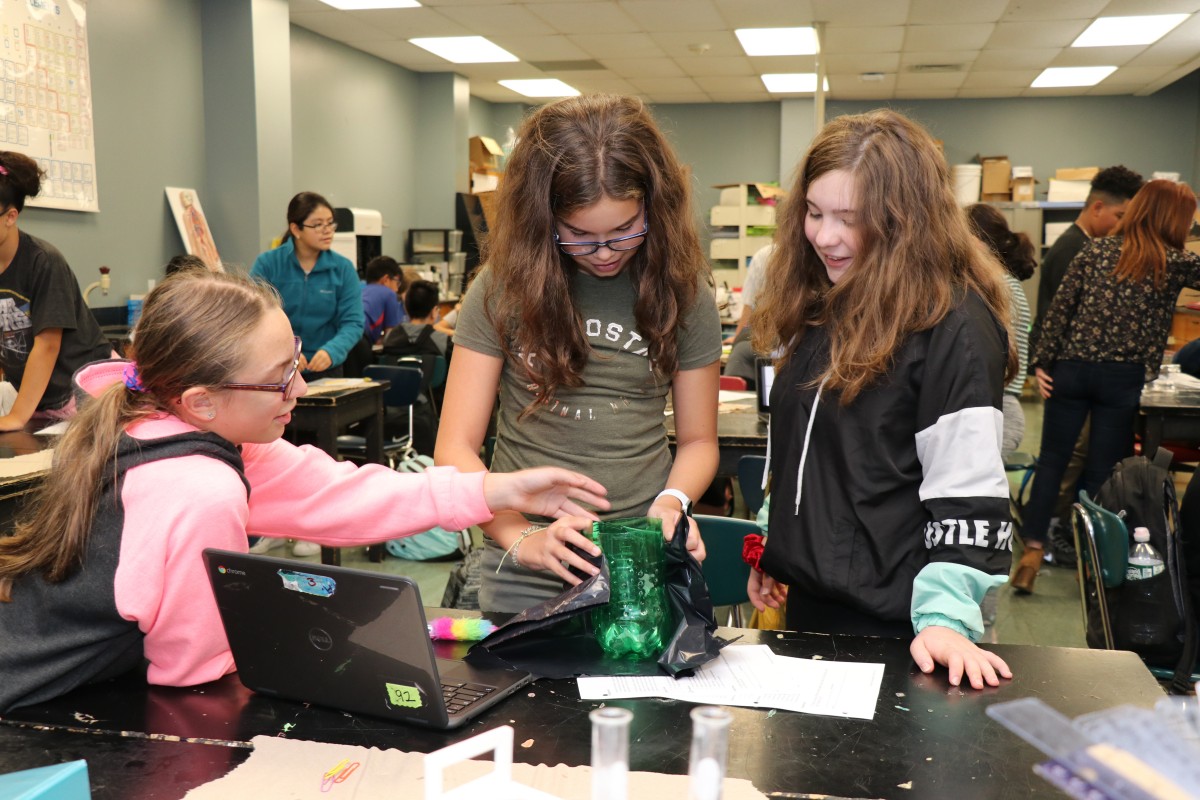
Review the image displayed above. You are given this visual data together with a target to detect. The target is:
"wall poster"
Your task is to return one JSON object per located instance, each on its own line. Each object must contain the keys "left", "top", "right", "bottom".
{"left": 165, "top": 187, "right": 221, "bottom": 271}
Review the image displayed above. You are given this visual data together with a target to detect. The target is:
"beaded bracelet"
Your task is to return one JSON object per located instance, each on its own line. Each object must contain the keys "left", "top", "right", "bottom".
{"left": 496, "top": 524, "right": 545, "bottom": 573}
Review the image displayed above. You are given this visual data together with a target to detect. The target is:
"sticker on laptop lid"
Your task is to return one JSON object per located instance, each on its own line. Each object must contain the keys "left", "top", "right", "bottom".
{"left": 277, "top": 569, "right": 336, "bottom": 597}
{"left": 385, "top": 682, "right": 423, "bottom": 709}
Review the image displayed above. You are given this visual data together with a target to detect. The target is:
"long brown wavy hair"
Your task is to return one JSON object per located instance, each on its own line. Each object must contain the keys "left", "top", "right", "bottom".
{"left": 752, "top": 109, "right": 1017, "bottom": 404}
{"left": 482, "top": 94, "right": 708, "bottom": 414}
{"left": 0, "top": 270, "right": 280, "bottom": 601}
{"left": 1111, "top": 179, "right": 1197, "bottom": 287}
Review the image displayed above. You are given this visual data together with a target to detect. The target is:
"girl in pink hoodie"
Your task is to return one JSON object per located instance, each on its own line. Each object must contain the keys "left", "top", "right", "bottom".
{"left": 0, "top": 269, "right": 607, "bottom": 711}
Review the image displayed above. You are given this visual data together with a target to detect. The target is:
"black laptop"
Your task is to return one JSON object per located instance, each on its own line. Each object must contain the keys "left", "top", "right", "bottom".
{"left": 202, "top": 549, "right": 533, "bottom": 729}
{"left": 755, "top": 357, "right": 775, "bottom": 422}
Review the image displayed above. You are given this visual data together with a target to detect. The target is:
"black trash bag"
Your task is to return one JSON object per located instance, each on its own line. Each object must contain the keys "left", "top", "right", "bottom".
{"left": 466, "top": 515, "right": 730, "bottom": 679}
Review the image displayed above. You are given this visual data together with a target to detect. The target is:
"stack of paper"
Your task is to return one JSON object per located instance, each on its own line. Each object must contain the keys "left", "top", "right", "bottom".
{"left": 577, "top": 644, "right": 884, "bottom": 720}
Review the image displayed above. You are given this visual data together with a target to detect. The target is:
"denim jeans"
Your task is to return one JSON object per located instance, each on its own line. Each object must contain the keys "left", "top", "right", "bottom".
{"left": 1021, "top": 360, "right": 1145, "bottom": 544}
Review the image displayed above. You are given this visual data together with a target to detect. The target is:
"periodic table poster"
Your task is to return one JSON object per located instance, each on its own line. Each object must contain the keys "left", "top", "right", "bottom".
{"left": 0, "top": 1, "right": 97, "bottom": 212}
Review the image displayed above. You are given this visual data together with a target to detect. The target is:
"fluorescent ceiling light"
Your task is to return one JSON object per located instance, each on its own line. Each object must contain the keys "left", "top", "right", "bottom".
{"left": 499, "top": 79, "right": 580, "bottom": 98}
{"left": 761, "top": 73, "right": 828, "bottom": 93}
{"left": 1072, "top": 14, "right": 1188, "bottom": 47}
{"left": 1031, "top": 66, "right": 1117, "bottom": 88}
{"left": 736, "top": 27, "right": 819, "bottom": 56}
{"left": 319, "top": 0, "right": 420, "bottom": 8}
{"left": 409, "top": 36, "right": 517, "bottom": 64}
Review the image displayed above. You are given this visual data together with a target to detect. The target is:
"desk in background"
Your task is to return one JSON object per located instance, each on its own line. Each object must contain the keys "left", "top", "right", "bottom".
{"left": 1137, "top": 385, "right": 1200, "bottom": 456}
{"left": 0, "top": 623, "right": 1164, "bottom": 799}
{"left": 669, "top": 394, "right": 766, "bottom": 477}
{"left": 286, "top": 380, "right": 387, "bottom": 565}
{"left": 0, "top": 427, "right": 57, "bottom": 532}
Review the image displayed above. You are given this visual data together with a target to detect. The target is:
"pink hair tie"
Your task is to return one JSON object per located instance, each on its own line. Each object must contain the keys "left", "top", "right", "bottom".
{"left": 0, "top": 165, "right": 9, "bottom": 176}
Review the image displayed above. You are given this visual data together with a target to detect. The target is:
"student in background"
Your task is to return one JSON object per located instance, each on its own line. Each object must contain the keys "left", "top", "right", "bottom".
{"left": 0, "top": 151, "right": 111, "bottom": 431}
{"left": 1017, "top": 180, "right": 1200, "bottom": 594}
{"left": 250, "top": 192, "right": 363, "bottom": 379}
{"left": 165, "top": 254, "right": 220, "bottom": 276}
{"left": 966, "top": 203, "right": 1036, "bottom": 460}
{"left": 749, "top": 110, "right": 1016, "bottom": 690}
{"left": 0, "top": 269, "right": 608, "bottom": 712}
{"left": 395, "top": 280, "right": 451, "bottom": 357}
{"left": 436, "top": 94, "right": 720, "bottom": 613}
{"left": 724, "top": 243, "right": 773, "bottom": 388}
{"left": 361, "top": 255, "right": 406, "bottom": 345}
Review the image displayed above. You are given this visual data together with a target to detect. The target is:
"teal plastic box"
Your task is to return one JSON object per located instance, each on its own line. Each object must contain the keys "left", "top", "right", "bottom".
{"left": 0, "top": 760, "right": 90, "bottom": 799}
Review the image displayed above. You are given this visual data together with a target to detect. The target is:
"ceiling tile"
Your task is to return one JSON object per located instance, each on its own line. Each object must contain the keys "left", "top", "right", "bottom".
{"left": 811, "top": 0, "right": 910, "bottom": 26}
{"left": 830, "top": 79, "right": 896, "bottom": 100}
{"left": 341, "top": 39, "right": 451, "bottom": 69}
{"left": 972, "top": 47, "right": 1060, "bottom": 69}
{"left": 434, "top": 5, "right": 556, "bottom": 36}
{"left": 957, "top": 86, "right": 1027, "bottom": 98}
{"left": 1094, "top": 0, "right": 1200, "bottom": 13}
{"left": 694, "top": 75, "right": 767, "bottom": 93}
{"left": 526, "top": 2, "right": 641, "bottom": 34}
{"left": 1049, "top": 44, "right": 1142, "bottom": 67}
{"left": 566, "top": 32, "right": 665, "bottom": 58}
{"left": 898, "top": 50, "right": 980, "bottom": 67}
{"left": 960, "top": 69, "right": 1042, "bottom": 88}
{"left": 339, "top": 7, "right": 469, "bottom": 38}
{"left": 904, "top": 24, "right": 995, "bottom": 51}
{"left": 645, "top": 92, "right": 715, "bottom": 103}
{"left": 907, "top": 0, "right": 1009, "bottom": 24}
{"left": 563, "top": 71, "right": 640, "bottom": 93}
{"left": 894, "top": 87, "right": 959, "bottom": 98}
{"left": 290, "top": 11, "right": 400, "bottom": 42}
{"left": 671, "top": 55, "right": 756, "bottom": 76}
{"left": 711, "top": 0, "right": 814, "bottom": 27}
{"left": 823, "top": 52, "right": 901, "bottom": 73}
{"left": 987, "top": 20, "right": 1090, "bottom": 48}
{"left": 1125, "top": 41, "right": 1200, "bottom": 66}
{"left": 647, "top": 30, "right": 744, "bottom": 57}
{"left": 1001, "top": 0, "right": 1110, "bottom": 21}
{"left": 823, "top": 26, "right": 905, "bottom": 53}
{"left": 491, "top": 34, "right": 593, "bottom": 60}
{"left": 601, "top": 57, "right": 684, "bottom": 77}
{"left": 628, "top": 75, "right": 704, "bottom": 93}
{"left": 621, "top": 0, "right": 728, "bottom": 32}
{"left": 704, "top": 91, "right": 773, "bottom": 102}
{"left": 454, "top": 62, "right": 547, "bottom": 80}
{"left": 1107, "top": 64, "right": 1191, "bottom": 83}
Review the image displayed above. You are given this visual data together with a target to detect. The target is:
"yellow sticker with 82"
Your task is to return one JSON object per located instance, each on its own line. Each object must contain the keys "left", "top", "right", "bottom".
{"left": 385, "top": 682, "right": 422, "bottom": 709}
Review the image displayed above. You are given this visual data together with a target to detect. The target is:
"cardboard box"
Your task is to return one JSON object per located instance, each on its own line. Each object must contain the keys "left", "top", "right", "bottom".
{"left": 1045, "top": 222, "right": 1072, "bottom": 247}
{"left": 1047, "top": 179, "right": 1091, "bottom": 203}
{"left": 1055, "top": 166, "right": 1099, "bottom": 181}
{"left": 1011, "top": 176, "right": 1037, "bottom": 203}
{"left": 982, "top": 192, "right": 1012, "bottom": 203}
{"left": 469, "top": 136, "right": 503, "bottom": 171}
{"left": 978, "top": 156, "right": 1011, "bottom": 195}
{"left": 714, "top": 183, "right": 786, "bottom": 207}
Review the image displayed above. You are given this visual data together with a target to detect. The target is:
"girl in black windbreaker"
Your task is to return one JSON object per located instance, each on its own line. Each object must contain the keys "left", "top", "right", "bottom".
{"left": 749, "top": 110, "right": 1018, "bottom": 690}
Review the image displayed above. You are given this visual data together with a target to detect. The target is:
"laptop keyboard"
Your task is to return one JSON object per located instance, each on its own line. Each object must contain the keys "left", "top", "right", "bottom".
{"left": 441, "top": 681, "right": 496, "bottom": 715}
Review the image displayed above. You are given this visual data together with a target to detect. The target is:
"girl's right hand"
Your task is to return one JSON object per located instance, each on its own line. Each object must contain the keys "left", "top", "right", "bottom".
{"left": 748, "top": 569, "right": 787, "bottom": 610}
{"left": 482, "top": 468, "right": 609, "bottom": 520}
{"left": 1035, "top": 367, "right": 1054, "bottom": 399}
{"left": 515, "top": 518, "right": 602, "bottom": 585}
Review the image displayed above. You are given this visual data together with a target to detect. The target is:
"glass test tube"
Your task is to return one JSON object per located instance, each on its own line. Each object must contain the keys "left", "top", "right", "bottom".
{"left": 590, "top": 706, "right": 633, "bottom": 800}
{"left": 688, "top": 706, "right": 732, "bottom": 800}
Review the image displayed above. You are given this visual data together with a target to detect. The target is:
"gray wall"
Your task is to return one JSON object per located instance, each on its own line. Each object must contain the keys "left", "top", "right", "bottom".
{"left": 21, "top": 0, "right": 209, "bottom": 303}
{"left": 289, "top": 25, "right": 421, "bottom": 260}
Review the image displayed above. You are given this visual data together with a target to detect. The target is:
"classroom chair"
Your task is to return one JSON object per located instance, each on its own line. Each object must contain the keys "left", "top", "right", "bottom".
{"left": 694, "top": 514, "right": 755, "bottom": 627}
{"left": 335, "top": 364, "right": 423, "bottom": 468}
{"left": 1071, "top": 491, "right": 1127, "bottom": 651}
{"left": 719, "top": 375, "right": 748, "bottom": 391}
{"left": 736, "top": 455, "right": 767, "bottom": 518}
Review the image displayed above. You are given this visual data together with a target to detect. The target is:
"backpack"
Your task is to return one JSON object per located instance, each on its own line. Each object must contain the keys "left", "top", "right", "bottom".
{"left": 384, "top": 454, "right": 470, "bottom": 562}
{"left": 1093, "top": 448, "right": 1198, "bottom": 692}
{"left": 380, "top": 325, "right": 443, "bottom": 383}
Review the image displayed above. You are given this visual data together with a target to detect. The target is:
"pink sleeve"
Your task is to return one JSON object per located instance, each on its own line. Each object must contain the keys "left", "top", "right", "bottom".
{"left": 113, "top": 455, "right": 249, "bottom": 687}
{"left": 241, "top": 440, "right": 494, "bottom": 545}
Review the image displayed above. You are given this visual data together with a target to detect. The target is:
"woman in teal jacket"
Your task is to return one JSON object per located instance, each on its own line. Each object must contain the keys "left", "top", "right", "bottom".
{"left": 250, "top": 192, "right": 363, "bottom": 378}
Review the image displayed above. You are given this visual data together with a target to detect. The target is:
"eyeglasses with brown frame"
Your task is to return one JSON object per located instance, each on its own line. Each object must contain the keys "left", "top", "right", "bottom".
{"left": 221, "top": 337, "right": 302, "bottom": 399}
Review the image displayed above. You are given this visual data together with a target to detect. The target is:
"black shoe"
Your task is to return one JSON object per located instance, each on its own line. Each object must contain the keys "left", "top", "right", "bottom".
{"left": 1047, "top": 526, "right": 1077, "bottom": 568}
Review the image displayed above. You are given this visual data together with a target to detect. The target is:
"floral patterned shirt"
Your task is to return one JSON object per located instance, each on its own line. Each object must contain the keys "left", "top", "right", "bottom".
{"left": 1033, "top": 235, "right": 1200, "bottom": 381}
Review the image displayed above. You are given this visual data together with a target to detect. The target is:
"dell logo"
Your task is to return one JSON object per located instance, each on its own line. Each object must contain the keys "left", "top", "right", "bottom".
{"left": 308, "top": 627, "right": 333, "bottom": 651}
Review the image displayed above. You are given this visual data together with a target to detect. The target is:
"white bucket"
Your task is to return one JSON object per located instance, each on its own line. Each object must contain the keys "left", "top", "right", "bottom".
{"left": 952, "top": 163, "right": 982, "bottom": 206}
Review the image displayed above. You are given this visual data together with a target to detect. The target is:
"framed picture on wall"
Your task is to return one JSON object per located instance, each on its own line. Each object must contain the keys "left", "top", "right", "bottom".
{"left": 165, "top": 187, "right": 222, "bottom": 271}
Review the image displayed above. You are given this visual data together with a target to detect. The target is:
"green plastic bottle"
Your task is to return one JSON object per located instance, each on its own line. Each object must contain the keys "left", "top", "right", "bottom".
{"left": 591, "top": 518, "right": 671, "bottom": 660}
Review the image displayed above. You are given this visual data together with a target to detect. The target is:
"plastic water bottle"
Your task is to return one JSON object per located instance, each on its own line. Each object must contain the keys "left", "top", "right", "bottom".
{"left": 1122, "top": 527, "right": 1172, "bottom": 650}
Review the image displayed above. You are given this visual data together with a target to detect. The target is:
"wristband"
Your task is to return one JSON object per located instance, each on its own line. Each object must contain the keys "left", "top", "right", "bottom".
{"left": 496, "top": 524, "right": 545, "bottom": 573}
{"left": 654, "top": 488, "right": 691, "bottom": 513}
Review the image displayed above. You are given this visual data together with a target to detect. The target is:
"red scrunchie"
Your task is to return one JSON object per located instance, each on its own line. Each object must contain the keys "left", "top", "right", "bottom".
{"left": 742, "top": 533, "right": 765, "bottom": 571}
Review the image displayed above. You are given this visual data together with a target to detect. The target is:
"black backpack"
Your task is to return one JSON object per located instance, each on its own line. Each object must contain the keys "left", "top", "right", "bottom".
{"left": 1094, "top": 449, "right": 1198, "bottom": 692}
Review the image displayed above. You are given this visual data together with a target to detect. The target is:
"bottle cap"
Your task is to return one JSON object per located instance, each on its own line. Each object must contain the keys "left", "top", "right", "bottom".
{"left": 1134, "top": 526, "right": 1150, "bottom": 542}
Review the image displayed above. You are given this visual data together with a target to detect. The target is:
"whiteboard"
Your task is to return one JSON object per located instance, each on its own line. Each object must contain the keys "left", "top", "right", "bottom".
{"left": 0, "top": 1, "right": 97, "bottom": 213}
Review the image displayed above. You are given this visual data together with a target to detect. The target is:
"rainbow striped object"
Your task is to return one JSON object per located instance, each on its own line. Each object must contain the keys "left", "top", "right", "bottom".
{"left": 426, "top": 617, "right": 497, "bottom": 641}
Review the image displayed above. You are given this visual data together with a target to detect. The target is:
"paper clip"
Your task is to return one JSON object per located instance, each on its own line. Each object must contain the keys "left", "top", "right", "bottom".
{"left": 321, "top": 758, "right": 361, "bottom": 792}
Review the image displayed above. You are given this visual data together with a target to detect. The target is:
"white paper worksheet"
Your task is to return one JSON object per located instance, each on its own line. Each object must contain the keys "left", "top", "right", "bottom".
{"left": 576, "top": 645, "right": 884, "bottom": 720}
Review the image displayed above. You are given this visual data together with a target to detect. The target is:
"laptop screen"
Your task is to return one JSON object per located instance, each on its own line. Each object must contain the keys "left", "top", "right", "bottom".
{"left": 756, "top": 358, "right": 774, "bottom": 415}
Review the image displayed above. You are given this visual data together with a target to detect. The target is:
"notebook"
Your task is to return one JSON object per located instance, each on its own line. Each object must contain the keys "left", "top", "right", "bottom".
{"left": 755, "top": 357, "right": 775, "bottom": 422}
{"left": 202, "top": 549, "right": 533, "bottom": 729}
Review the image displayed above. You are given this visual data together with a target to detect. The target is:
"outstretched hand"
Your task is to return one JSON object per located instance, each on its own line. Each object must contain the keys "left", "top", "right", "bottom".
{"left": 483, "top": 468, "right": 609, "bottom": 520}
{"left": 910, "top": 625, "right": 1012, "bottom": 690}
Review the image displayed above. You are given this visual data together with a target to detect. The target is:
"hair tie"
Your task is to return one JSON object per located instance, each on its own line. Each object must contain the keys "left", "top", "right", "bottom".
{"left": 122, "top": 362, "right": 146, "bottom": 392}
{"left": 0, "top": 164, "right": 9, "bottom": 176}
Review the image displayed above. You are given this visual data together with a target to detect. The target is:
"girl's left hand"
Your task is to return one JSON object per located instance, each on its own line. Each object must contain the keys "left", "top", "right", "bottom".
{"left": 910, "top": 625, "right": 1012, "bottom": 690}
{"left": 483, "top": 468, "right": 610, "bottom": 520}
{"left": 648, "top": 497, "right": 706, "bottom": 562}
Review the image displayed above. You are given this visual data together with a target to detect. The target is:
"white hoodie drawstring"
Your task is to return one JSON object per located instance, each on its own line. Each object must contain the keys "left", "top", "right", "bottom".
{"left": 794, "top": 377, "right": 827, "bottom": 515}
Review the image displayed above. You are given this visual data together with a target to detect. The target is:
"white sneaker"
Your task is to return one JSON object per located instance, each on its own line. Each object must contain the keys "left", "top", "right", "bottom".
{"left": 292, "top": 540, "right": 322, "bottom": 557}
{"left": 248, "top": 537, "right": 285, "bottom": 554}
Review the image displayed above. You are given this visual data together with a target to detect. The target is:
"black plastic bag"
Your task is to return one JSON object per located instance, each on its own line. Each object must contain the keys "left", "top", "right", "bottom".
{"left": 467, "top": 514, "right": 729, "bottom": 679}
